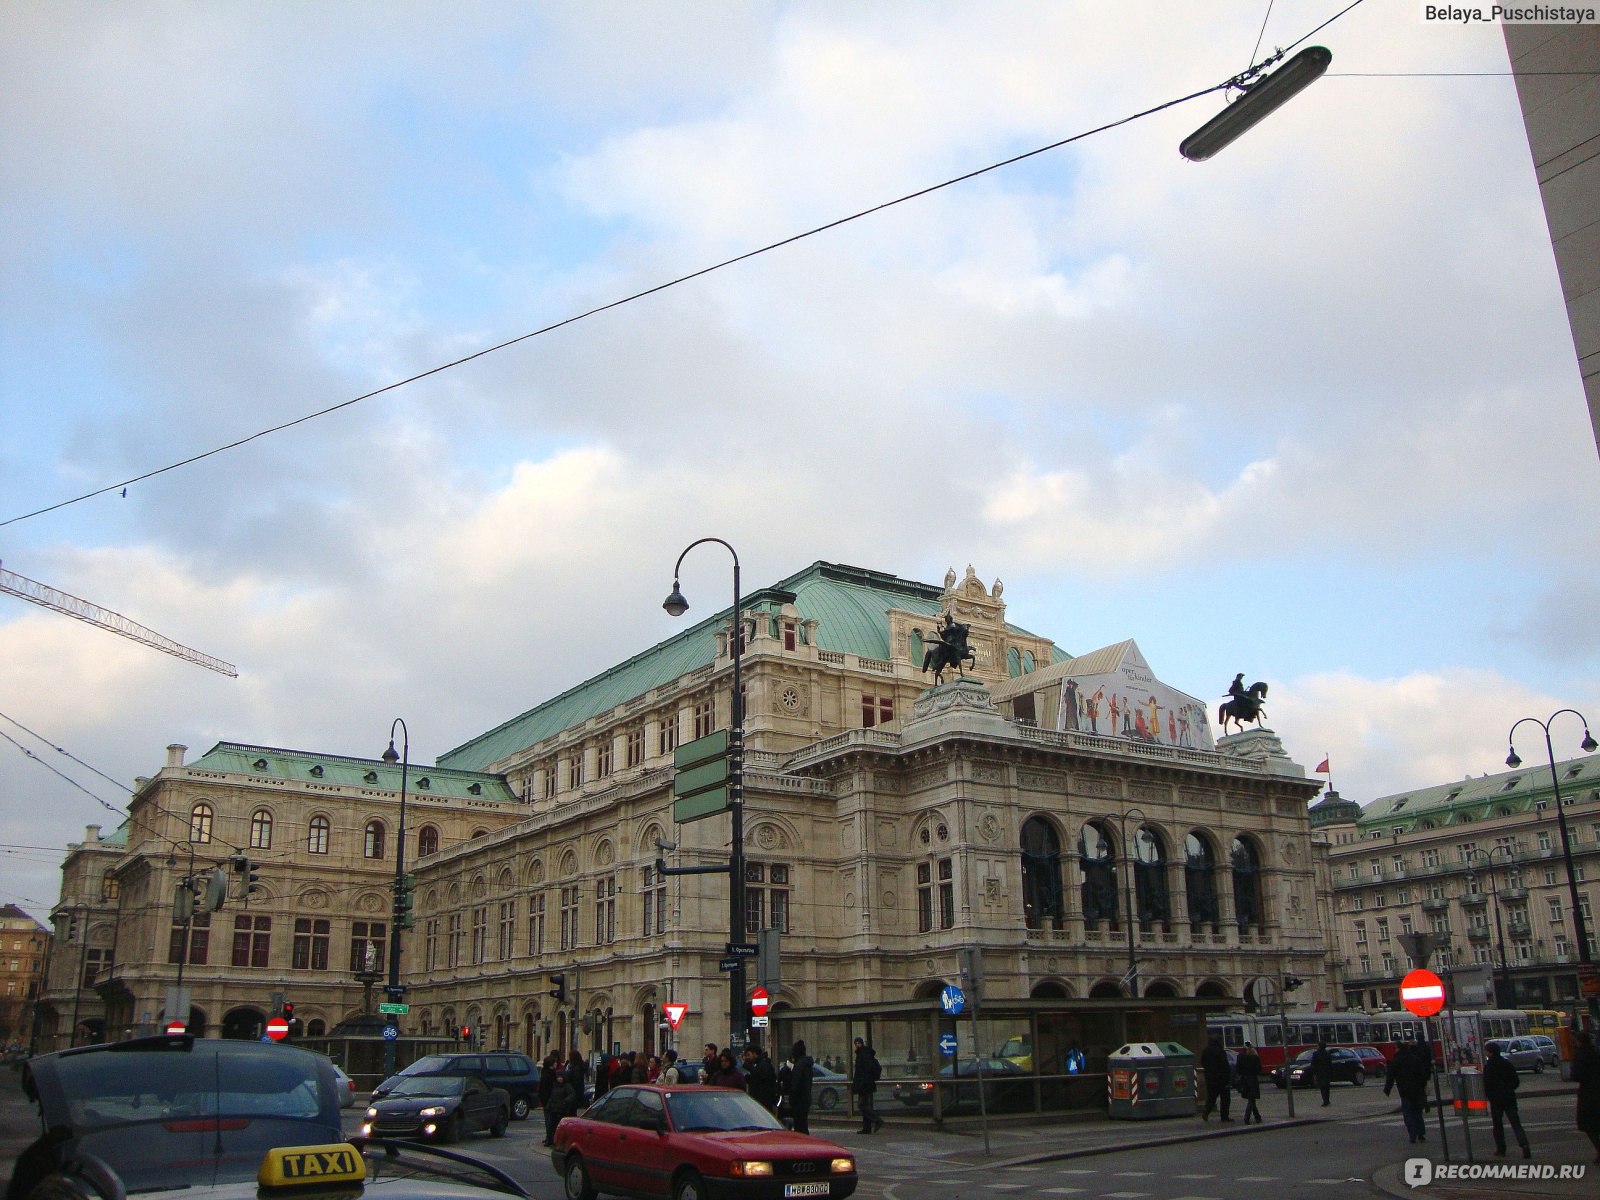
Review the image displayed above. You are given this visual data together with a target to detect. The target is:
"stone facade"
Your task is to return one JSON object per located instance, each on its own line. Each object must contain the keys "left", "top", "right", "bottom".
{"left": 0, "top": 903, "right": 49, "bottom": 1046}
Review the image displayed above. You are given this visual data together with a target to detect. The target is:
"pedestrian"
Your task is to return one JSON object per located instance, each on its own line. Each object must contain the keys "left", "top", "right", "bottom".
{"left": 594, "top": 1053, "right": 612, "bottom": 1097}
{"left": 1384, "top": 1041, "right": 1431, "bottom": 1145}
{"left": 1572, "top": 1029, "right": 1600, "bottom": 1164}
{"left": 538, "top": 1051, "right": 559, "bottom": 1116}
{"left": 1200, "top": 1036, "right": 1232, "bottom": 1122}
{"left": 646, "top": 1054, "right": 662, "bottom": 1082}
{"left": 544, "top": 1069, "right": 578, "bottom": 1147}
{"left": 851, "top": 1037, "right": 883, "bottom": 1133}
{"left": 1482, "top": 1041, "right": 1531, "bottom": 1159}
{"left": 786, "top": 1039, "right": 815, "bottom": 1134}
{"left": 708, "top": 1049, "right": 745, "bottom": 1089}
{"left": 1235, "top": 1041, "right": 1263, "bottom": 1125}
{"left": 659, "top": 1049, "right": 683, "bottom": 1084}
{"left": 631, "top": 1051, "right": 648, "bottom": 1083}
{"left": 1311, "top": 1040, "right": 1333, "bottom": 1107}
{"left": 564, "top": 1046, "right": 588, "bottom": 1095}
{"left": 744, "top": 1045, "right": 780, "bottom": 1111}
{"left": 701, "top": 1042, "right": 720, "bottom": 1085}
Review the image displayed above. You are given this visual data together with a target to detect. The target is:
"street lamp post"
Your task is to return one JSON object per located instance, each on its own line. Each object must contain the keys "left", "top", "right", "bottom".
{"left": 662, "top": 538, "right": 746, "bottom": 1048}
{"left": 382, "top": 718, "right": 410, "bottom": 1075}
{"left": 1099, "top": 808, "right": 1148, "bottom": 999}
{"left": 1462, "top": 846, "right": 1515, "bottom": 1009}
{"left": 1506, "top": 709, "right": 1599, "bottom": 1027}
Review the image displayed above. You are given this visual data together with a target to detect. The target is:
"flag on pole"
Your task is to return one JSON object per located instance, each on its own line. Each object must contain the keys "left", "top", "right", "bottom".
{"left": 1315, "top": 756, "right": 1330, "bottom": 774}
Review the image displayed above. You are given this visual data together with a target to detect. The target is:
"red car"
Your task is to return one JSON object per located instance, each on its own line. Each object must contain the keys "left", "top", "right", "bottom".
{"left": 552, "top": 1083, "right": 857, "bottom": 1200}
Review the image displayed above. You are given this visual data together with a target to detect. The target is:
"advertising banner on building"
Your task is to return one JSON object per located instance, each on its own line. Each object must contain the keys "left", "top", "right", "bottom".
{"left": 1056, "top": 641, "right": 1215, "bottom": 750}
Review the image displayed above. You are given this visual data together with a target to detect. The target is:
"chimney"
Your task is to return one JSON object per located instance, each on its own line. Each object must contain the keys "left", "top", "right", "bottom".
{"left": 166, "top": 744, "right": 187, "bottom": 768}
{"left": 85, "top": 824, "right": 102, "bottom": 842}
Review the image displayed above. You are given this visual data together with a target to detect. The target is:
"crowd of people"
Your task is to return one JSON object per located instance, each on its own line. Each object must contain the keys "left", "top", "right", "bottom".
{"left": 535, "top": 1036, "right": 888, "bottom": 1144}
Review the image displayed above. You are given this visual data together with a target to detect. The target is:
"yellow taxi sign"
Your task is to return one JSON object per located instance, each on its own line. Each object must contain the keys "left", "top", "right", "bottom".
{"left": 258, "top": 1144, "right": 367, "bottom": 1189}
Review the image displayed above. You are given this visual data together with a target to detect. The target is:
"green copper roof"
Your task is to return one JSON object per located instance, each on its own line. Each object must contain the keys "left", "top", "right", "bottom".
{"left": 439, "top": 561, "right": 1063, "bottom": 772}
{"left": 1358, "top": 753, "right": 1598, "bottom": 831}
{"left": 189, "top": 741, "right": 516, "bottom": 803}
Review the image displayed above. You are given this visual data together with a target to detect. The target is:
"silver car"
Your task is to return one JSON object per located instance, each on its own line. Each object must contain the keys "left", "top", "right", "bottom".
{"left": 1528, "top": 1034, "right": 1559, "bottom": 1067}
{"left": 1485, "top": 1036, "right": 1544, "bottom": 1072}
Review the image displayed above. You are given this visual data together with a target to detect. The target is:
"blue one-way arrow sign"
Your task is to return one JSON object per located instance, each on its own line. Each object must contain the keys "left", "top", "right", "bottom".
{"left": 938, "top": 1032, "right": 958, "bottom": 1056}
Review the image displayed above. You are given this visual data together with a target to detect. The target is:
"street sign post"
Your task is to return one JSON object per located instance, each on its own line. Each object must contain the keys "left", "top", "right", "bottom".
{"left": 724, "top": 942, "right": 758, "bottom": 957}
{"left": 673, "top": 730, "right": 734, "bottom": 824}
{"left": 940, "top": 984, "right": 965, "bottom": 1016}
{"left": 718, "top": 956, "right": 742, "bottom": 972}
{"left": 938, "top": 1032, "right": 958, "bottom": 1057}
{"left": 378, "top": 1002, "right": 410, "bottom": 1015}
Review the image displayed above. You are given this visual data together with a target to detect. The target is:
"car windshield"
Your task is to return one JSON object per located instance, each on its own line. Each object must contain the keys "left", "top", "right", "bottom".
{"left": 401, "top": 1055, "right": 455, "bottom": 1074}
{"left": 390, "top": 1075, "right": 467, "bottom": 1097}
{"left": 666, "top": 1089, "right": 784, "bottom": 1132}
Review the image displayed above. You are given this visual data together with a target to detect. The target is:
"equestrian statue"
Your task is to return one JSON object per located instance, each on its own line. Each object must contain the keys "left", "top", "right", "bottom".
{"left": 1217, "top": 672, "right": 1269, "bottom": 735}
{"left": 921, "top": 612, "right": 976, "bottom": 685}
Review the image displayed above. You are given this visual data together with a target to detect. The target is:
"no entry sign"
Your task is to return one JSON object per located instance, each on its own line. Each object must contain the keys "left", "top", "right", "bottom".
{"left": 1400, "top": 968, "right": 1445, "bottom": 1017}
{"left": 750, "top": 987, "right": 769, "bottom": 1018}
{"left": 266, "top": 1017, "right": 290, "bottom": 1041}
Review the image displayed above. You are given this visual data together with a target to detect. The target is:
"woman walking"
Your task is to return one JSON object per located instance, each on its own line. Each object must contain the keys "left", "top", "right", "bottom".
{"left": 1236, "top": 1042, "right": 1263, "bottom": 1125}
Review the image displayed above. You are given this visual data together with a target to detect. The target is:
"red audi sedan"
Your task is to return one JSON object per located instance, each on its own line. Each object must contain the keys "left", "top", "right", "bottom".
{"left": 552, "top": 1084, "right": 858, "bottom": 1200}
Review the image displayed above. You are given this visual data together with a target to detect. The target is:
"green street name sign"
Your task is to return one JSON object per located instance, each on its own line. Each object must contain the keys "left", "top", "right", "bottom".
{"left": 377, "top": 1002, "right": 410, "bottom": 1014}
{"left": 673, "top": 729, "right": 734, "bottom": 824}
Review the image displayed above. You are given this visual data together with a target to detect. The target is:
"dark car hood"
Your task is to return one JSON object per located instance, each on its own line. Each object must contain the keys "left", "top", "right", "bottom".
{"left": 371, "top": 1094, "right": 463, "bottom": 1112}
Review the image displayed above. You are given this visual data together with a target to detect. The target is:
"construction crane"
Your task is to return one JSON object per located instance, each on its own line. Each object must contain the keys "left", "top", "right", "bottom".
{"left": 0, "top": 559, "right": 238, "bottom": 677}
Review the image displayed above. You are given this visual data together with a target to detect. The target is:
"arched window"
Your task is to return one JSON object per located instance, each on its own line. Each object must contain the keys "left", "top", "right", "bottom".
{"left": 1185, "top": 832, "right": 1219, "bottom": 931}
{"left": 249, "top": 809, "right": 273, "bottom": 850}
{"left": 1133, "top": 826, "right": 1170, "bottom": 931}
{"left": 101, "top": 871, "right": 119, "bottom": 900}
{"left": 1020, "top": 816, "right": 1065, "bottom": 930}
{"left": 1008, "top": 647, "right": 1022, "bottom": 677}
{"left": 1231, "top": 835, "right": 1264, "bottom": 930}
{"left": 1079, "top": 821, "right": 1119, "bottom": 927}
{"left": 1022, "top": 650, "right": 1036, "bottom": 673}
{"left": 364, "top": 820, "right": 386, "bottom": 860}
{"left": 417, "top": 825, "right": 440, "bottom": 857}
{"left": 189, "top": 803, "right": 213, "bottom": 844}
{"left": 307, "top": 815, "right": 330, "bottom": 855}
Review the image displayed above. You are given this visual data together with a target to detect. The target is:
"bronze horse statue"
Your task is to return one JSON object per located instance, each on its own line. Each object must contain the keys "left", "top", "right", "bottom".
{"left": 922, "top": 615, "right": 976, "bottom": 685}
{"left": 1218, "top": 680, "right": 1269, "bottom": 734}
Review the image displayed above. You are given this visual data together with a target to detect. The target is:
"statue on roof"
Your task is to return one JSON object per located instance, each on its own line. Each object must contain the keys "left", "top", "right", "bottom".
{"left": 922, "top": 611, "right": 976, "bottom": 685}
{"left": 1218, "top": 673, "right": 1269, "bottom": 734}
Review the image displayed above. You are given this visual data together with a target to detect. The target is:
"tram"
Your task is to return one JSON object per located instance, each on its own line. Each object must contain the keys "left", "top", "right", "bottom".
{"left": 1206, "top": 1008, "right": 1531, "bottom": 1068}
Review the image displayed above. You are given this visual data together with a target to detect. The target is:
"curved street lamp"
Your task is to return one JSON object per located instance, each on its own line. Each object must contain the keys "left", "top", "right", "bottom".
{"left": 1506, "top": 709, "right": 1598, "bottom": 1024}
{"left": 1462, "top": 845, "right": 1515, "bottom": 1009}
{"left": 1097, "top": 808, "right": 1149, "bottom": 998}
{"left": 663, "top": 538, "right": 746, "bottom": 1046}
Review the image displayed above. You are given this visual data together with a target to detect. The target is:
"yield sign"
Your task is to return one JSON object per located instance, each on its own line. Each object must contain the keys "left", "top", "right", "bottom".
{"left": 750, "top": 986, "right": 769, "bottom": 1017}
{"left": 1400, "top": 968, "right": 1445, "bottom": 1017}
{"left": 663, "top": 1002, "right": 689, "bottom": 1031}
{"left": 266, "top": 1017, "right": 290, "bottom": 1041}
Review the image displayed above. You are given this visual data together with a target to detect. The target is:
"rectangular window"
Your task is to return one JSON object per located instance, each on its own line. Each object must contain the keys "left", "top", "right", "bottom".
{"left": 916, "top": 863, "right": 933, "bottom": 933}
{"left": 471, "top": 907, "right": 487, "bottom": 964}
{"left": 1370, "top": 859, "right": 1382, "bottom": 879}
{"left": 1546, "top": 868, "right": 1558, "bottom": 886}
{"left": 447, "top": 913, "right": 463, "bottom": 968}
{"left": 560, "top": 886, "right": 579, "bottom": 951}
{"left": 744, "top": 861, "right": 791, "bottom": 934}
{"left": 1376, "top": 917, "right": 1390, "bottom": 943}
{"left": 567, "top": 755, "right": 584, "bottom": 790}
{"left": 498, "top": 900, "right": 516, "bottom": 959}
{"left": 596, "top": 739, "right": 614, "bottom": 777}
{"left": 659, "top": 712, "right": 679, "bottom": 756}
{"left": 542, "top": 762, "right": 556, "bottom": 801}
{"left": 1354, "top": 920, "right": 1368, "bottom": 944}
{"left": 291, "top": 918, "right": 330, "bottom": 971}
{"left": 1392, "top": 856, "right": 1405, "bottom": 873}
{"left": 1399, "top": 914, "right": 1413, "bottom": 934}
{"left": 1348, "top": 864, "right": 1360, "bottom": 881}
{"left": 783, "top": 621, "right": 798, "bottom": 651}
{"left": 938, "top": 858, "right": 954, "bottom": 929}
{"left": 231, "top": 915, "right": 271, "bottom": 968}
{"left": 168, "top": 913, "right": 210, "bottom": 966}
{"left": 1549, "top": 897, "right": 1564, "bottom": 924}
{"left": 1430, "top": 914, "right": 1449, "bottom": 935}
{"left": 1538, "top": 831, "right": 1553, "bottom": 851}
{"left": 693, "top": 697, "right": 715, "bottom": 740}
{"left": 82, "top": 947, "right": 110, "bottom": 989}
{"left": 861, "top": 694, "right": 894, "bottom": 728}
{"left": 626, "top": 726, "right": 645, "bottom": 768}
{"left": 351, "top": 922, "right": 386, "bottom": 974}
{"left": 1422, "top": 849, "right": 1441, "bottom": 868}
{"left": 643, "top": 866, "right": 666, "bottom": 936}
{"left": 424, "top": 918, "right": 439, "bottom": 971}
{"left": 595, "top": 876, "right": 616, "bottom": 945}
{"left": 528, "top": 893, "right": 545, "bottom": 957}
{"left": 1398, "top": 889, "right": 1411, "bottom": 904}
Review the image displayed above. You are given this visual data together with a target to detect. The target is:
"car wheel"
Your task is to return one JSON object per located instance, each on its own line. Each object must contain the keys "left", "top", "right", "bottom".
{"left": 441, "top": 1113, "right": 462, "bottom": 1144}
{"left": 564, "top": 1155, "right": 597, "bottom": 1200}
{"left": 817, "top": 1087, "right": 839, "bottom": 1111}
{"left": 491, "top": 1108, "right": 509, "bottom": 1137}
{"left": 1533, "top": 1060, "right": 1543, "bottom": 1074}
{"left": 511, "top": 1095, "right": 532, "bottom": 1120}
{"left": 672, "top": 1169, "right": 707, "bottom": 1200}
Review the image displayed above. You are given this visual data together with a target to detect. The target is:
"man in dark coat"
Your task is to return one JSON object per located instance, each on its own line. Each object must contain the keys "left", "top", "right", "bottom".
{"left": 1483, "top": 1042, "right": 1531, "bottom": 1158}
{"left": 1384, "top": 1041, "right": 1432, "bottom": 1144}
{"left": 744, "top": 1045, "right": 780, "bottom": 1112}
{"left": 1311, "top": 1041, "right": 1333, "bottom": 1107}
{"left": 852, "top": 1037, "right": 883, "bottom": 1133}
{"left": 1200, "top": 1037, "right": 1232, "bottom": 1121}
{"left": 1235, "top": 1042, "right": 1263, "bottom": 1125}
{"left": 785, "top": 1039, "right": 815, "bottom": 1134}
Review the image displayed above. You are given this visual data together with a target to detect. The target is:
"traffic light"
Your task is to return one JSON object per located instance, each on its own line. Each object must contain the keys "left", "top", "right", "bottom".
{"left": 460, "top": 1025, "right": 472, "bottom": 1046}
{"left": 232, "top": 855, "right": 261, "bottom": 901}
{"left": 173, "top": 881, "right": 196, "bottom": 923}
{"left": 394, "top": 874, "right": 415, "bottom": 929}
{"left": 549, "top": 973, "right": 567, "bottom": 1004}
{"left": 282, "top": 1002, "right": 295, "bottom": 1021}
{"left": 1284, "top": 976, "right": 1305, "bottom": 993}
{"left": 66, "top": 913, "right": 79, "bottom": 942}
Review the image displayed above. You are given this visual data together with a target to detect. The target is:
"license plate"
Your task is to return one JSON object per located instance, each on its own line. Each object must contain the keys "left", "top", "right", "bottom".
{"left": 784, "top": 1185, "right": 830, "bottom": 1198}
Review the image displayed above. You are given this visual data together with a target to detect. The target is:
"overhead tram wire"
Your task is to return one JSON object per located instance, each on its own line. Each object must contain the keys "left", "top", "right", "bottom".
{"left": 4, "top": 60, "right": 1316, "bottom": 530}
{"left": 0, "top": 709, "right": 134, "bottom": 796}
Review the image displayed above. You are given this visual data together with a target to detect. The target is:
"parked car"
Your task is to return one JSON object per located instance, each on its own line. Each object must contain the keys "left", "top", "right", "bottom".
{"left": 331, "top": 1062, "right": 359, "bottom": 1108}
{"left": 891, "top": 1056, "right": 1030, "bottom": 1113}
{"left": 1485, "top": 1037, "right": 1544, "bottom": 1073}
{"left": 361, "top": 1074, "right": 511, "bottom": 1142}
{"left": 1528, "top": 1034, "right": 1559, "bottom": 1067}
{"left": 1269, "top": 1046, "right": 1373, "bottom": 1089}
{"left": 373, "top": 1052, "right": 541, "bottom": 1120}
{"left": 553, "top": 1083, "right": 857, "bottom": 1200}
{"left": 10, "top": 1033, "right": 345, "bottom": 1197}
{"left": 810, "top": 1064, "right": 848, "bottom": 1112}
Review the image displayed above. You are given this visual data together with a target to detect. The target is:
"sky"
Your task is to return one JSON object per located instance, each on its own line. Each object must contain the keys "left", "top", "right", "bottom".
{"left": 3, "top": 2, "right": 1598, "bottom": 924}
